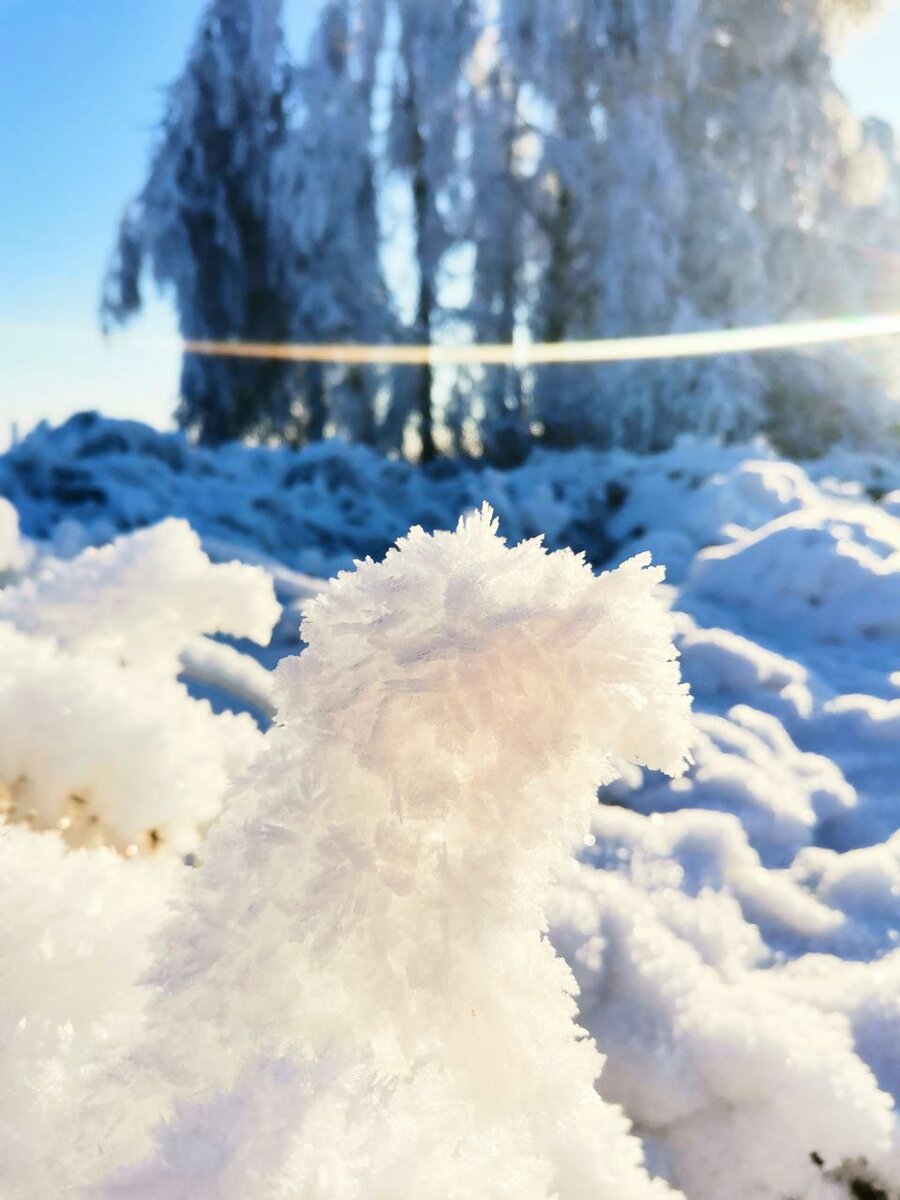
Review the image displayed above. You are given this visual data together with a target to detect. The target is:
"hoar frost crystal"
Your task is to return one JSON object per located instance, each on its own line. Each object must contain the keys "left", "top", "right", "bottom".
{"left": 96, "top": 505, "right": 693, "bottom": 1198}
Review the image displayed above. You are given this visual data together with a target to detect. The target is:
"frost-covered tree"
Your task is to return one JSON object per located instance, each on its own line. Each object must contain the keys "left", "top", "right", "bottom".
{"left": 490, "top": 0, "right": 898, "bottom": 456}
{"left": 690, "top": 0, "right": 886, "bottom": 320}
{"left": 461, "top": 9, "right": 535, "bottom": 464}
{"left": 676, "top": 0, "right": 899, "bottom": 454}
{"left": 103, "top": 0, "right": 900, "bottom": 457}
{"left": 272, "top": 0, "right": 394, "bottom": 446}
{"left": 386, "top": 0, "right": 482, "bottom": 460}
{"left": 502, "top": 0, "right": 760, "bottom": 450}
{"left": 102, "top": 0, "right": 294, "bottom": 445}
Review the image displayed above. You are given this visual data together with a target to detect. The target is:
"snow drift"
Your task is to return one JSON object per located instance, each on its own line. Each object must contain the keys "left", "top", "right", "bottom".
{"left": 0, "top": 519, "right": 278, "bottom": 855}
{"left": 0, "top": 417, "right": 898, "bottom": 1199}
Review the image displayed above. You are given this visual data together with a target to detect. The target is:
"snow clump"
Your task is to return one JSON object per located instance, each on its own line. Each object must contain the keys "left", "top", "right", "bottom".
{"left": 89, "top": 506, "right": 693, "bottom": 1199}
{"left": 0, "top": 519, "right": 278, "bottom": 854}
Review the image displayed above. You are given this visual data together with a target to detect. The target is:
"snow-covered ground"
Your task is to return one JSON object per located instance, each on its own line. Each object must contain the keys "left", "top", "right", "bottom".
{"left": 0, "top": 413, "right": 897, "bottom": 1198}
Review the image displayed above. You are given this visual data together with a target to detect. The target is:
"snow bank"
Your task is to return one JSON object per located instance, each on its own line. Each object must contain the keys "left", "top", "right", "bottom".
{"left": 0, "top": 625, "right": 263, "bottom": 854}
{"left": 0, "top": 518, "right": 279, "bottom": 672}
{"left": 552, "top": 807, "right": 899, "bottom": 1200}
{"left": 0, "top": 417, "right": 897, "bottom": 1199}
{"left": 0, "top": 519, "right": 278, "bottom": 854}
{"left": 0, "top": 495, "right": 28, "bottom": 580}
{"left": 0, "top": 415, "right": 807, "bottom": 575}
{"left": 0, "top": 824, "right": 179, "bottom": 1196}
{"left": 687, "top": 503, "right": 900, "bottom": 641}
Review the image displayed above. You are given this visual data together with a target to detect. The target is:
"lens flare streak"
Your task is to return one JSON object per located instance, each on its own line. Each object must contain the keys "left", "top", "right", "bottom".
{"left": 182, "top": 313, "right": 900, "bottom": 366}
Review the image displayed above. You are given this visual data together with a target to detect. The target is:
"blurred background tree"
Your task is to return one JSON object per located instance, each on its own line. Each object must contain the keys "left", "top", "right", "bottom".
{"left": 102, "top": 0, "right": 295, "bottom": 444}
{"left": 102, "top": 0, "right": 900, "bottom": 459}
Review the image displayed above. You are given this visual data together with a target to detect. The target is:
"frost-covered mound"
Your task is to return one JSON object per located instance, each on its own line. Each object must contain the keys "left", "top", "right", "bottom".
{"left": 0, "top": 415, "right": 898, "bottom": 1199}
{"left": 0, "top": 517, "right": 278, "bottom": 854}
{"left": 89, "top": 509, "right": 693, "bottom": 1199}
{"left": 4, "top": 411, "right": 900, "bottom": 578}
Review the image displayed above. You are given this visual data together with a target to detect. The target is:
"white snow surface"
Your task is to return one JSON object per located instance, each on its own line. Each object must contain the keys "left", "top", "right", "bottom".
{"left": 0, "top": 515, "right": 278, "bottom": 855}
{"left": 0, "top": 415, "right": 897, "bottom": 1199}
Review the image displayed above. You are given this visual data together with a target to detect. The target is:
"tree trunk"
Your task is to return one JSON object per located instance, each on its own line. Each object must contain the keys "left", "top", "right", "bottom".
{"left": 306, "top": 363, "right": 327, "bottom": 442}
{"left": 411, "top": 120, "right": 436, "bottom": 463}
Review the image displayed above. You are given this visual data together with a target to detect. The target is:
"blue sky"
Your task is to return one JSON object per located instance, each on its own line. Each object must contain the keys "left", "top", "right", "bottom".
{"left": 1, "top": 2, "right": 899, "bottom": 442}
{"left": 0, "top": 0, "right": 319, "bottom": 440}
